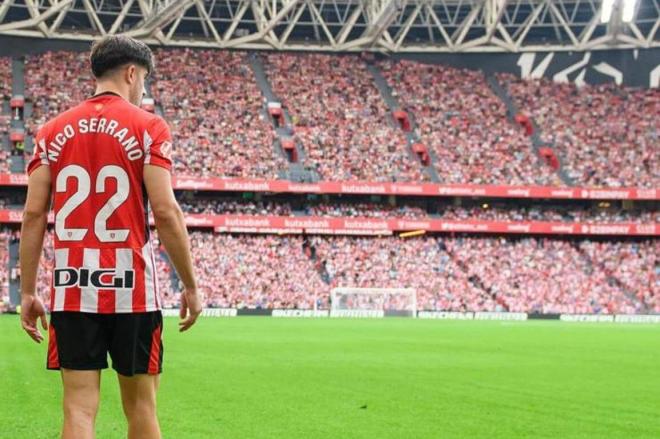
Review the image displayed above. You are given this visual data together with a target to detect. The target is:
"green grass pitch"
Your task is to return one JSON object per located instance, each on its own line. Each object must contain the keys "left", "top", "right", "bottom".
{"left": 1, "top": 315, "right": 660, "bottom": 438}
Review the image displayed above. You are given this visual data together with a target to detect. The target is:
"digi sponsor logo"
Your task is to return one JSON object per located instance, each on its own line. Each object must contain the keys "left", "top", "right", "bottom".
{"left": 54, "top": 268, "right": 135, "bottom": 289}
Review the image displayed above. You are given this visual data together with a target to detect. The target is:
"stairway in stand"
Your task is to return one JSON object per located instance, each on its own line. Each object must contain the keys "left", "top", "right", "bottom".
{"left": 248, "top": 53, "right": 313, "bottom": 182}
{"left": 366, "top": 62, "right": 440, "bottom": 182}
{"left": 487, "top": 74, "right": 575, "bottom": 186}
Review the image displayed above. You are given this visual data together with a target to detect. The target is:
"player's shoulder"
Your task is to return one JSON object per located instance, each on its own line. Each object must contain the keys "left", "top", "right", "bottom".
{"left": 142, "top": 111, "right": 169, "bottom": 130}
{"left": 121, "top": 100, "right": 167, "bottom": 128}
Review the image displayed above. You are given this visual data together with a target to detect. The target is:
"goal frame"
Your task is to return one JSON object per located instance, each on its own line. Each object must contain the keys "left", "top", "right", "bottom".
{"left": 330, "top": 287, "right": 417, "bottom": 318}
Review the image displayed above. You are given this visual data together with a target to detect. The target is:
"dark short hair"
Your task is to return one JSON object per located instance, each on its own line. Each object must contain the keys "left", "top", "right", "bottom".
{"left": 90, "top": 35, "right": 154, "bottom": 78}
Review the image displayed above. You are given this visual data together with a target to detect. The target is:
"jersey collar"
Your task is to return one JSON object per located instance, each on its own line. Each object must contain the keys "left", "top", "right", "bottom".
{"left": 89, "top": 91, "right": 122, "bottom": 99}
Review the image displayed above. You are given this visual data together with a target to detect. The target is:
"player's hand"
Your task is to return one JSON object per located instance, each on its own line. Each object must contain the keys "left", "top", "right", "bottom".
{"left": 20, "top": 294, "right": 48, "bottom": 343}
{"left": 179, "top": 287, "right": 202, "bottom": 332}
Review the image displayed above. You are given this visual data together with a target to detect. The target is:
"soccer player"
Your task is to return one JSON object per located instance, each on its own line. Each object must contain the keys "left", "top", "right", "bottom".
{"left": 19, "top": 36, "right": 202, "bottom": 439}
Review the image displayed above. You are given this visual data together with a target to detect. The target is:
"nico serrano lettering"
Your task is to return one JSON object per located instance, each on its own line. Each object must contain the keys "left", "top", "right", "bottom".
{"left": 44, "top": 117, "right": 143, "bottom": 163}
{"left": 54, "top": 267, "right": 135, "bottom": 289}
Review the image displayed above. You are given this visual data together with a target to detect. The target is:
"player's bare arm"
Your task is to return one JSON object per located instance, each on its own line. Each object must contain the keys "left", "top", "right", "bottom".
{"left": 19, "top": 165, "right": 52, "bottom": 343}
{"left": 144, "top": 164, "right": 202, "bottom": 331}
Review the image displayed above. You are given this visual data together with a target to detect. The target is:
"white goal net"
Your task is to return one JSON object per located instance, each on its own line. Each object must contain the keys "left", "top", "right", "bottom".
{"left": 330, "top": 288, "right": 417, "bottom": 318}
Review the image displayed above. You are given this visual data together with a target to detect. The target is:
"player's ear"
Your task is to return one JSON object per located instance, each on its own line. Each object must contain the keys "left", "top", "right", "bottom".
{"left": 126, "top": 64, "right": 136, "bottom": 84}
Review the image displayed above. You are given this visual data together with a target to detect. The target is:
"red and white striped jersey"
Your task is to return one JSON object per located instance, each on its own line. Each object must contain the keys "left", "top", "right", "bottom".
{"left": 27, "top": 92, "right": 173, "bottom": 313}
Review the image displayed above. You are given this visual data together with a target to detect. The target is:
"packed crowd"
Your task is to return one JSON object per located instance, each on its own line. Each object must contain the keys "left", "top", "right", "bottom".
{"left": 0, "top": 189, "right": 655, "bottom": 224}
{"left": 0, "top": 229, "right": 52, "bottom": 308}
{"left": 187, "top": 232, "right": 328, "bottom": 309}
{"left": 0, "top": 56, "right": 11, "bottom": 98}
{"left": 263, "top": 53, "right": 425, "bottom": 182}
{"left": 153, "top": 237, "right": 178, "bottom": 309}
{"left": 36, "top": 231, "right": 54, "bottom": 306}
{"left": 178, "top": 197, "right": 426, "bottom": 218}
{"left": 0, "top": 111, "right": 9, "bottom": 136}
{"left": 0, "top": 193, "right": 27, "bottom": 209}
{"left": 151, "top": 49, "right": 285, "bottom": 178}
{"left": 437, "top": 204, "right": 659, "bottom": 224}
{"left": 311, "top": 236, "right": 497, "bottom": 312}
{"left": 179, "top": 198, "right": 293, "bottom": 216}
{"left": 0, "top": 148, "right": 10, "bottom": 174}
{"left": 331, "top": 291, "right": 417, "bottom": 312}
{"left": 1, "top": 56, "right": 13, "bottom": 174}
{"left": 18, "top": 51, "right": 660, "bottom": 190}
{"left": 380, "top": 60, "right": 562, "bottom": 186}
{"left": 0, "top": 112, "right": 9, "bottom": 137}
{"left": 498, "top": 73, "right": 660, "bottom": 188}
{"left": 580, "top": 240, "right": 659, "bottom": 312}
{"left": 181, "top": 233, "right": 655, "bottom": 313}
{"left": 303, "top": 202, "right": 658, "bottom": 223}
{"left": 446, "top": 236, "right": 646, "bottom": 314}
{"left": 22, "top": 49, "right": 285, "bottom": 179}
{"left": 1, "top": 56, "right": 10, "bottom": 123}
{"left": 0, "top": 229, "right": 656, "bottom": 314}
{"left": 0, "top": 229, "right": 9, "bottom": 307}
{"left": 25, "top": 51, "right": 94, "bottom": 134}
{"left": 304, "top": 202, "right": 427, "bottom": 219}
{"left": 173, "top": 197, "right": 657, "bottom": 224}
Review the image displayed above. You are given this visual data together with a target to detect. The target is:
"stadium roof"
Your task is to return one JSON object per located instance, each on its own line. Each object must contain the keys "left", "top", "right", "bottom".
{"left": 0, "top": 0, "right": 658, "bottom": 52}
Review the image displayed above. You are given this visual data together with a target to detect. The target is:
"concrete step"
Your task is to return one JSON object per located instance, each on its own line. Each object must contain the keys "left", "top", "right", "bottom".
{"left": 366, "top": 63, "right": 400, "bottom": 110}
{"left": 11, "top": 57, "right": 24, "bottom": 95}
{"left": 248, "top": 53, "right": 277, "bottom": 103}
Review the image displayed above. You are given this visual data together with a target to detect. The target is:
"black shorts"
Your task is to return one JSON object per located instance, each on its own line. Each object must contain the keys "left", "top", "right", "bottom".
{"left": 47, "top": 311, "right": 163, "bottom": 376}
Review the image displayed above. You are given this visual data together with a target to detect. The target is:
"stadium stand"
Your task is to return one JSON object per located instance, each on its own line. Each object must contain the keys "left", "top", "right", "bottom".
{"left": 310, "top": 235, "right": 497, "bottom": 312}
{"left": 153, "top": 236, "right": 177, "bottom": 309}
{"left": 580, "top": 240, "right": 659, "bottom": 312}
{"left": 25, "top": 51, "right": 93, "bottom": 135}
{"left": 17, "top": 51, "right": 660, "bottom": 190}
{"left": 379, "top": 60, "right": 563, "bottom": 186}
{"left": 35, "top": 230, "right": 54, "bottom": 309}
{"left": 447, "top": 236, "right": 645, "bottom": 314}
{"left": 151, "top": 49, "right": 285, "bottom": 178}
{"left": 4, "top": 229, "right": 651, "bottom": 315}
{"left": 0, "top": 149, "right": 9, "bottom": 174}
{"left": 0, "top": 193, "right": 25, "bottom": 209}
{"left": 263, "top": 53, "right": 426, "bottom": 182}
{"left": 0, "top": 229, "right": 9, "bottom": 308}
{"left": 498, "top": 73, "right": 660, "bottom": 188}
{"left": 2, "top": 50, "right": 656, "bottom": 317}
{"left": 22, "top": 49, "right": 286, "bottom": 179}
{"left": 0, "top": 56, "right": 10, "bottom": 98}
{"left": 184, "top": 233, "right": 658, "bottom": 313}
{"left": 179, "top": 198, "right": 293, "bottom": 216}
{"left": 305, "top": 202, "right": 427, "bottom": 219}
{"left": 436, "top": 204, "right": 659, "bottom": 223}
{"left": 188, "top": 233, "right": 328, "bottom": 309}
{"left": 1, "top": 56, "right": 12, "bottom": 174}
{"left": 1, "top": 190, "right": 655, "bottom": 223}
{"left": 176, "top": 197, "right": 657, "bottom": 224}
{"left": 186, "top": 232, "right": 660, "bottom": 313}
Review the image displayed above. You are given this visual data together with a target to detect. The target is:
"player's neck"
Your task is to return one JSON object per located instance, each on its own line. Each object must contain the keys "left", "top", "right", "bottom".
{"left": 94, "top": 83, "right": 129, "bottom": 101}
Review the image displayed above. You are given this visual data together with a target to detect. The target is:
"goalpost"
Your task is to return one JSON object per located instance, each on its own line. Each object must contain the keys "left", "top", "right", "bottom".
{"left": 330, "top": 288, "right": 417, "bottom": 318}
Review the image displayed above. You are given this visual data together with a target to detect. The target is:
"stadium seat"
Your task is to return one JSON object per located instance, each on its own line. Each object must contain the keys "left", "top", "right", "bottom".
{"left": 393, "top": 109, "right": 411, "bottom": 132}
